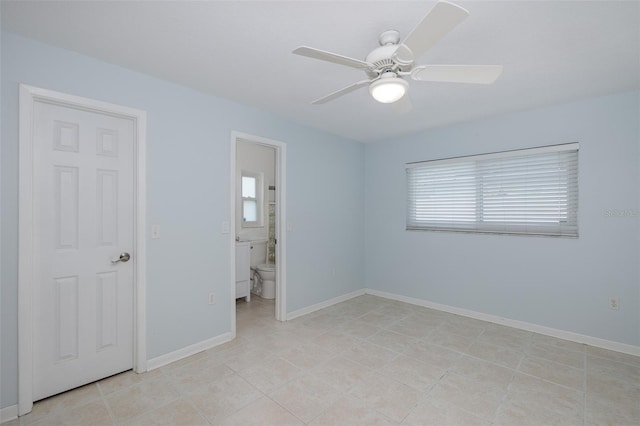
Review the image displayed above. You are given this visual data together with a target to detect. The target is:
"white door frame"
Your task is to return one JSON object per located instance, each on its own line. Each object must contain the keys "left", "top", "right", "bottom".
{"left": 230, "top": 131, "right": 287, "bottom": 328}
{"left": 17, "top": 85, "right": 147, "bottom": 415}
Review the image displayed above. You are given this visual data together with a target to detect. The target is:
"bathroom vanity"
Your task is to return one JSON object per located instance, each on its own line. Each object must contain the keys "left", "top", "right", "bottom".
{"left": 235, "top": 241, "right": 251, "bottom": 301}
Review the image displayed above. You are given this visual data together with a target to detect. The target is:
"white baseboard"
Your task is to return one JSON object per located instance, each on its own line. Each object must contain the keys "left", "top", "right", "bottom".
{"left": 1, "top": 405, "right": 18, "bottom": 424}
{"left": 365, "top": 288, "right": 640, "bottom": 357}
{"left": 144, "top": 288, "right": 638, "bottom": 373}
{"left": 286, "top": 289, "right": 366, "bottom": 321}
{"left": 146, "top": 331, "right": 235, "bottom": 371}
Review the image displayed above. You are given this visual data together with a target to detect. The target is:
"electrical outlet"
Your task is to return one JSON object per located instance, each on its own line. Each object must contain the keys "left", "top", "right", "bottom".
{"left": 609, "top": 298, "right": 619, "bottom": 310}
{"left": 208, "top": 292, "right": 216, "bottom": 305}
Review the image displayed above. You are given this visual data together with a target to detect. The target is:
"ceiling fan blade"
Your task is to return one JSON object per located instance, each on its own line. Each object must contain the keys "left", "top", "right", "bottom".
{"left": 293, "top": 46, "right": 373, "bottom": 70}
{"left": 411, "top": 65, "right": 503, "bottom": 84}
{"left": 392, "top": 94, "right": 413, "bottom": 113}
{"left": 396, "top": 1, "right": 469, "bottom": 63}
{"left": 311, "top": 80, "right": 373, "bottom": 104}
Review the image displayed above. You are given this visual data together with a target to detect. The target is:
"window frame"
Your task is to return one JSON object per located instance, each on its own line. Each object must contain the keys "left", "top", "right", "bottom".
{"left": 406, "top": 143, "right": 579, "bottom": 237}
{"left": 241, "top": 170, "right": 264, "bottom": 228}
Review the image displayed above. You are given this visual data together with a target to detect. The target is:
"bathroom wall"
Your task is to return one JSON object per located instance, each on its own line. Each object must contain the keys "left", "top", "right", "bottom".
{"left": 1, "top": 31, "right": 365, "bottom": 410}
{"left": 365, "top": 90, "right": 640, "bottom": 347}
{"left": 235, "top": 140, "right": 276, "bottom": 242}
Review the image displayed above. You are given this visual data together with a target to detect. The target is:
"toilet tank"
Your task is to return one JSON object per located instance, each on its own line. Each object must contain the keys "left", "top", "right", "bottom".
{"left": 249, "top": 240, "right": 268, "bottom": 268}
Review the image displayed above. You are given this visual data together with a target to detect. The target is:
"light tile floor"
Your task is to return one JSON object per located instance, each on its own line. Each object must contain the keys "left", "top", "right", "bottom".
{"left": 9, "top": 295, "right": 640, "bottom": 425}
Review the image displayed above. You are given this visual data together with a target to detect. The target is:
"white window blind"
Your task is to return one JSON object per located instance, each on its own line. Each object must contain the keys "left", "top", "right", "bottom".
{"left": 406, "top": 143, "right": 579, "bottom": 237}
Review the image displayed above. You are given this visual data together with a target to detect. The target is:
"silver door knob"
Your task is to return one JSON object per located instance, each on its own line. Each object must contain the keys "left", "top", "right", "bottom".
{"left": 111, "top": 252, "right": 131, "bottom": 264}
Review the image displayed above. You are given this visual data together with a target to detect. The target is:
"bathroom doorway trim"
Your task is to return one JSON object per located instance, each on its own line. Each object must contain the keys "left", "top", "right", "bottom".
{"left": 230, "top": 131, "right": 287, "bottom": 328}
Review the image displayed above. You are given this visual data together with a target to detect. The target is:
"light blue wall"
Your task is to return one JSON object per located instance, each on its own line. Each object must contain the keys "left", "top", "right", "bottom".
{"left": 0, "top": 32, "right": 364, "bottom": 409}
{"left": 2, "top": 28, "right": 638, "bottom": 413}
{"left": 365, "top": 91, "right": 640, "bottom": 347}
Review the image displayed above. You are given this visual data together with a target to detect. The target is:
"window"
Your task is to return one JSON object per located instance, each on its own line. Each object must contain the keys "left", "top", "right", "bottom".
{"left": 406, "top": 143, "right": 578, "bottom": 237}
{"left": 241, "top": 171, "right": 263, "bottom": 227}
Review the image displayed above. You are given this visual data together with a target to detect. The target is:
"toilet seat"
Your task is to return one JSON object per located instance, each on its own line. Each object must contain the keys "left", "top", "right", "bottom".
{"left": 257, "top": 263, "right": 275, "bottom": 272}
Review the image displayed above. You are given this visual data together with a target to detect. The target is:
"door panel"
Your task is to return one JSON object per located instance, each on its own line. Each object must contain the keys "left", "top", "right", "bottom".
{"left": 32, "top": 101, "right": 134, "bottom": 401}
{"left": 53, "top": 275, "right": 79, "bottom": 362}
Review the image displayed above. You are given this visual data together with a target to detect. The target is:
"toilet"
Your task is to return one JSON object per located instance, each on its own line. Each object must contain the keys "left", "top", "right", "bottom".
{"left": 250, "top": 240, "right": 276, "bottom": 299}
{"left": 255, "top": 263, "right": 276, "bottom": 299}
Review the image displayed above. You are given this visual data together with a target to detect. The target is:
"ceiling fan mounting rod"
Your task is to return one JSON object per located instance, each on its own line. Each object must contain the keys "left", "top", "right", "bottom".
{"left": 378, "top": 30, "right": 401, "bottom": 46}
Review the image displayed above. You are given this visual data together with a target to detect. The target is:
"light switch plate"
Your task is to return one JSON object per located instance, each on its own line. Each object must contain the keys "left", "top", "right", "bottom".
{"left": 151, "top": 225, "right": 160, "bottom": 239}
{"left": 221, "top": 221, "right": 230, "bottom": 234}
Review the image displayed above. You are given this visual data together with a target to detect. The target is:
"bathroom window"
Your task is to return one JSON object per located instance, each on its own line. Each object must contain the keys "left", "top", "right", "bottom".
{"left": 241, "top": 171, "right": 263, "bottom": 227}
{"left": 406, "top": 143, "right": 579, "bottom": 237}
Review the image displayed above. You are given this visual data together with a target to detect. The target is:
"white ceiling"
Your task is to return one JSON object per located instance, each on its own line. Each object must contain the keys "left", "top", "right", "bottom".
{"left": 3, "top": 1, "right": 639, "bottom": 142}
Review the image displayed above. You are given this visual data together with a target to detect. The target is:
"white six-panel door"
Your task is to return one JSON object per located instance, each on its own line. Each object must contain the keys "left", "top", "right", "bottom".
{"left": 32, "top": 100, "right": 134, "bottom": 401}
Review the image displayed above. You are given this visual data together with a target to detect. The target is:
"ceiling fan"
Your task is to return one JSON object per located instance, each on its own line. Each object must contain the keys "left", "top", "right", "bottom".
{"left": 292, "top": 1, "right": 503, "bottom": 105}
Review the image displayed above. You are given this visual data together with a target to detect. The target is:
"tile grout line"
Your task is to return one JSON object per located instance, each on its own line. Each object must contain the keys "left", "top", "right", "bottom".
{"left": 95, "top": 380, "right": 117, "bottom": 426}
{"left": 111, "top": 375, "right": 186, "bottom": 425}
{"left": 490, "top": 338, "right": 531, "bottom": 426}
{"left": 160, "top": 365, "right": 215, "bottom": 426}
{"left": 582, "top": 351, "right": 588, "bottom": 426}
{"left": 263, "top": 393, "right": 310, "bottom": 425}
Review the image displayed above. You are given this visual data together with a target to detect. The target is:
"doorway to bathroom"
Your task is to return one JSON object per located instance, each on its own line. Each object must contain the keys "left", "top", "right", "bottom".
{"left": 230, "top": 132, "right": 287, "bottom": 331}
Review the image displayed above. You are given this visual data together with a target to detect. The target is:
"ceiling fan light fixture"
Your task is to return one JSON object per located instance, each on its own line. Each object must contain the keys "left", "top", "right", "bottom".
{"left": 369, "top": 74, "right": 408, "bottom": 103}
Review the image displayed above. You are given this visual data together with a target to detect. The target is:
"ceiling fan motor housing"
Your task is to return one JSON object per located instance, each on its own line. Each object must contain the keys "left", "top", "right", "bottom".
{"left": 365, "top": 46, "right": 409, "bottom": 78}
{"left": 365, "top": 31, "right": 414, "bottom": 78}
